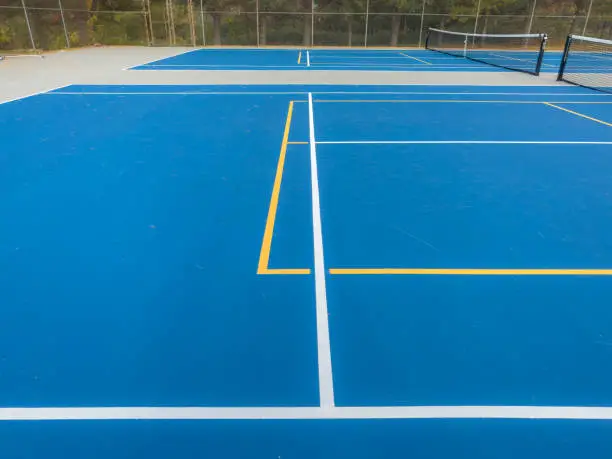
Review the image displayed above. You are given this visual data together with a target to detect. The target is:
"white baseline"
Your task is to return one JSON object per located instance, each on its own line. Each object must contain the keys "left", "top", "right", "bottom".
{"left": 317, "top": 140, "right": 612, "bottom": 145}
{"left": 2, "top": 406, "right": 612, "bottom": 421}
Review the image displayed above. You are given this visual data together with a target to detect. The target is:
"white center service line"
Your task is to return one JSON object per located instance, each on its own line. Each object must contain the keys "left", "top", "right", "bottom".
{"left": 306, "top": 50, "right": 311, "bottom": 67}
{"left": 308, "top": 92, "right": 334, "bottom": 409}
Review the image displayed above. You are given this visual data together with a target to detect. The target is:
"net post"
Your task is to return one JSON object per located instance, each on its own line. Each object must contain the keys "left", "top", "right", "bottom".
{"left": 557, "top": 35, "right": 572, "bottom": 81}
{"left": 534, "top": 33, "right": 547, "bottom": 75}
{"left": 424, "top": 27, "right": 431, "bottom": 49}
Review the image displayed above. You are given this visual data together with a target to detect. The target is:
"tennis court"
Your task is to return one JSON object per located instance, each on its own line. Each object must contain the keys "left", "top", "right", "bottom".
{"left": 2, "top": 83, "right": 612, "bottom": 457}
{"left": 132, "top": 48, "right": 564, "bottom": 71}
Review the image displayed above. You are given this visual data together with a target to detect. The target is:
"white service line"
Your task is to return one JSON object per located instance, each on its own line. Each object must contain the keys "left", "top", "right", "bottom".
{"left": 317, "top": 140, "right": 612, "bottom": 145}
{"left": 138, "top": 64, "right": 306, "bottom": 68}
{"left": 308, "top": 92, "right": 334, "bottom": 409}
{"left": 488, "top": 52, "right": 555, "bottom": 67}
{"left": 399, "top": 52, "right": 432, "bottom": 64}
{"left": 2, "top": 405, "right": 612, "bottom": 420}
{"left": 306, "top": 50, "right": 311, "bottom": 67}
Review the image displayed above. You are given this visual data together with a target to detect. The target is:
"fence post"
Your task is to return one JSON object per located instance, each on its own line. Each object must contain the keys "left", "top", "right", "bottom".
{"left": 141, "top": 0, "right": 150, "bottom": 45}
{"left": 199, "top": 0, "right": 206, "bottom": 45}
{"left": 20, "top": 0, "right": 36, "bottom": 50}
{"left": 582, "top": 0, "right": 594, "bottom": 35}
{"left": 311, "top": 0, "right": 314, "bottom": 47}
{"left": 145, "top": 0, "right": 154, "bottom": 45}
{"left": 255, "top": 0, "right": 260, "bottom": 47}
{"left": 364, "top": 0, "right": 369, "bottom": 47}
{"left": 472, "top": 0, "right": 482, "bottom": 35}
{"left": 527, "top": 0, "right": 537, "bottom": 34}
{"left": 167, "top": 0, "right": 176, "bottom": 45}
{"left": 187, "top": 0, "right": 196, "bottom": 46}
{"left": 418, "top": 0, "right": 426, "bottom": 48}
{"left": 57, "top": 0, "right": 70, "bottom": 48}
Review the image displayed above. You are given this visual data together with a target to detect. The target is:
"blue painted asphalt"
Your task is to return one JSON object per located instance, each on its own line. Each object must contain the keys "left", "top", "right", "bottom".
{"left": 2, "top": 84, "right": 612, "bottom": 458}
{"left": 2, "top": 418, "right": 612, "bottom": 458}
{"left": 0, "top": 92, "right": 318, "bottom": 407}
{"left": 131, "top": 48, "right": 563, "bottom": 72}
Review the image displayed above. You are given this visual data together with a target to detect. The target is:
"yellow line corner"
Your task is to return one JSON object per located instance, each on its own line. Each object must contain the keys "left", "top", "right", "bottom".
{"left": 257, "top": 101, "right": 294, "bottom": 274}
{"left": 256, "top": 101, "right": 310, "bottom": 276}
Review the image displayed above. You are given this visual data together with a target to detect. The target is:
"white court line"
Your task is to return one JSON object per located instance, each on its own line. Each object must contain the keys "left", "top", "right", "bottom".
{"left": 310, "top": 62, "right": 435, "bottom": 66}
{"left": 2, "top": 406, "right": 612, "bottom": 420}
{"left": 138, "top": 64, "right": 306, "bottom": 68}
{"left": 308, "top": 93, "right": 334, "bottom": 409}
{"left": 125, "top": 48, "right": 203, "bottom": 70}
{"left": 304, "top": 55, "right": 425, "bottom": 59}
{"left": 312, "top": 62, "right": 438, "bottom": 67}
{"left": 487, "top": 53, "right": 535, "bottom": 63}
{"left": 306, "top": 64, "right": 527, "bottom": 69}
{"left": 136, "top": 63, "right": 533, "bottom": 70}
{"left": 399, "top": 52, "right": 432, "bottom": 64}
{"left": 45, "top": 91, "right": 612, "bottom": 97}
{"left": 0, "top": 84, "right": 71, "bottom": 106}
{"left": 306, "top": 50, "right": 311, "bottom": 67}
{"left": 317, "top": 141, "right": 612, "bottom": 145}
{"left": 488, "top": 52, "right": 556, "bottom": 68}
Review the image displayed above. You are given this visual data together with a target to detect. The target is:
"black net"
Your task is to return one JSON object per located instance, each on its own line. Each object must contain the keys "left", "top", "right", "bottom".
{"left": 425, "top": 27, "right": 548, "bottom": 75}
{"left": 557, "top": 35, "right": 612, "bottom": 94}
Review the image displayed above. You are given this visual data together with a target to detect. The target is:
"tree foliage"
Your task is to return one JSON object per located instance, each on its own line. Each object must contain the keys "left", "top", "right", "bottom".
{"left": 0, "top": 0, "right": 610, "bottom": 50}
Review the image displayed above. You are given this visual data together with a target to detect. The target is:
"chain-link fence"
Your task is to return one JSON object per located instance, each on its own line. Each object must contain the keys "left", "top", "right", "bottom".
{"left": 1, "top": 0, "right": 611, "bottom": 52}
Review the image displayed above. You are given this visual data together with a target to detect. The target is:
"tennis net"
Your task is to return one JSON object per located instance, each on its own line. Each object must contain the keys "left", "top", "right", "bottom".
{"left": 557, "top": 35, "right": 612, "bottom": 94}
{"left": 425, "top": 28, "right": 548, "bottom": 75}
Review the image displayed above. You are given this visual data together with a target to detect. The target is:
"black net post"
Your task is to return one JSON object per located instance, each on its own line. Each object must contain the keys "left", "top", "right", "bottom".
{"left": 534, "top": 34, "right": 547, "bottom": 76}
{"left": 557, "top": 35, "right": 573, "bottom": 82}
{"left": 425, "top": 29, "right": 431, "bottom": 50}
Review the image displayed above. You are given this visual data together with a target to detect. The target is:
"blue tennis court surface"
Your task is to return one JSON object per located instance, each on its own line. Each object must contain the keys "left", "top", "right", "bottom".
{"left": 2, "top": 84, "right": 612, "bottom": 457}
{"left": 132, "top": 48, "right": 564, "bottom": 72}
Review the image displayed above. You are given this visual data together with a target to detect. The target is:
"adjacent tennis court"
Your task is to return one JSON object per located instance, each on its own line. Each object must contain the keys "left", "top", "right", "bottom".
{"left": 132, "top": 48, "right": 564, "bottom": 71}
{"left": 2, "top": 84, "right": 612, "bottom": 457}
